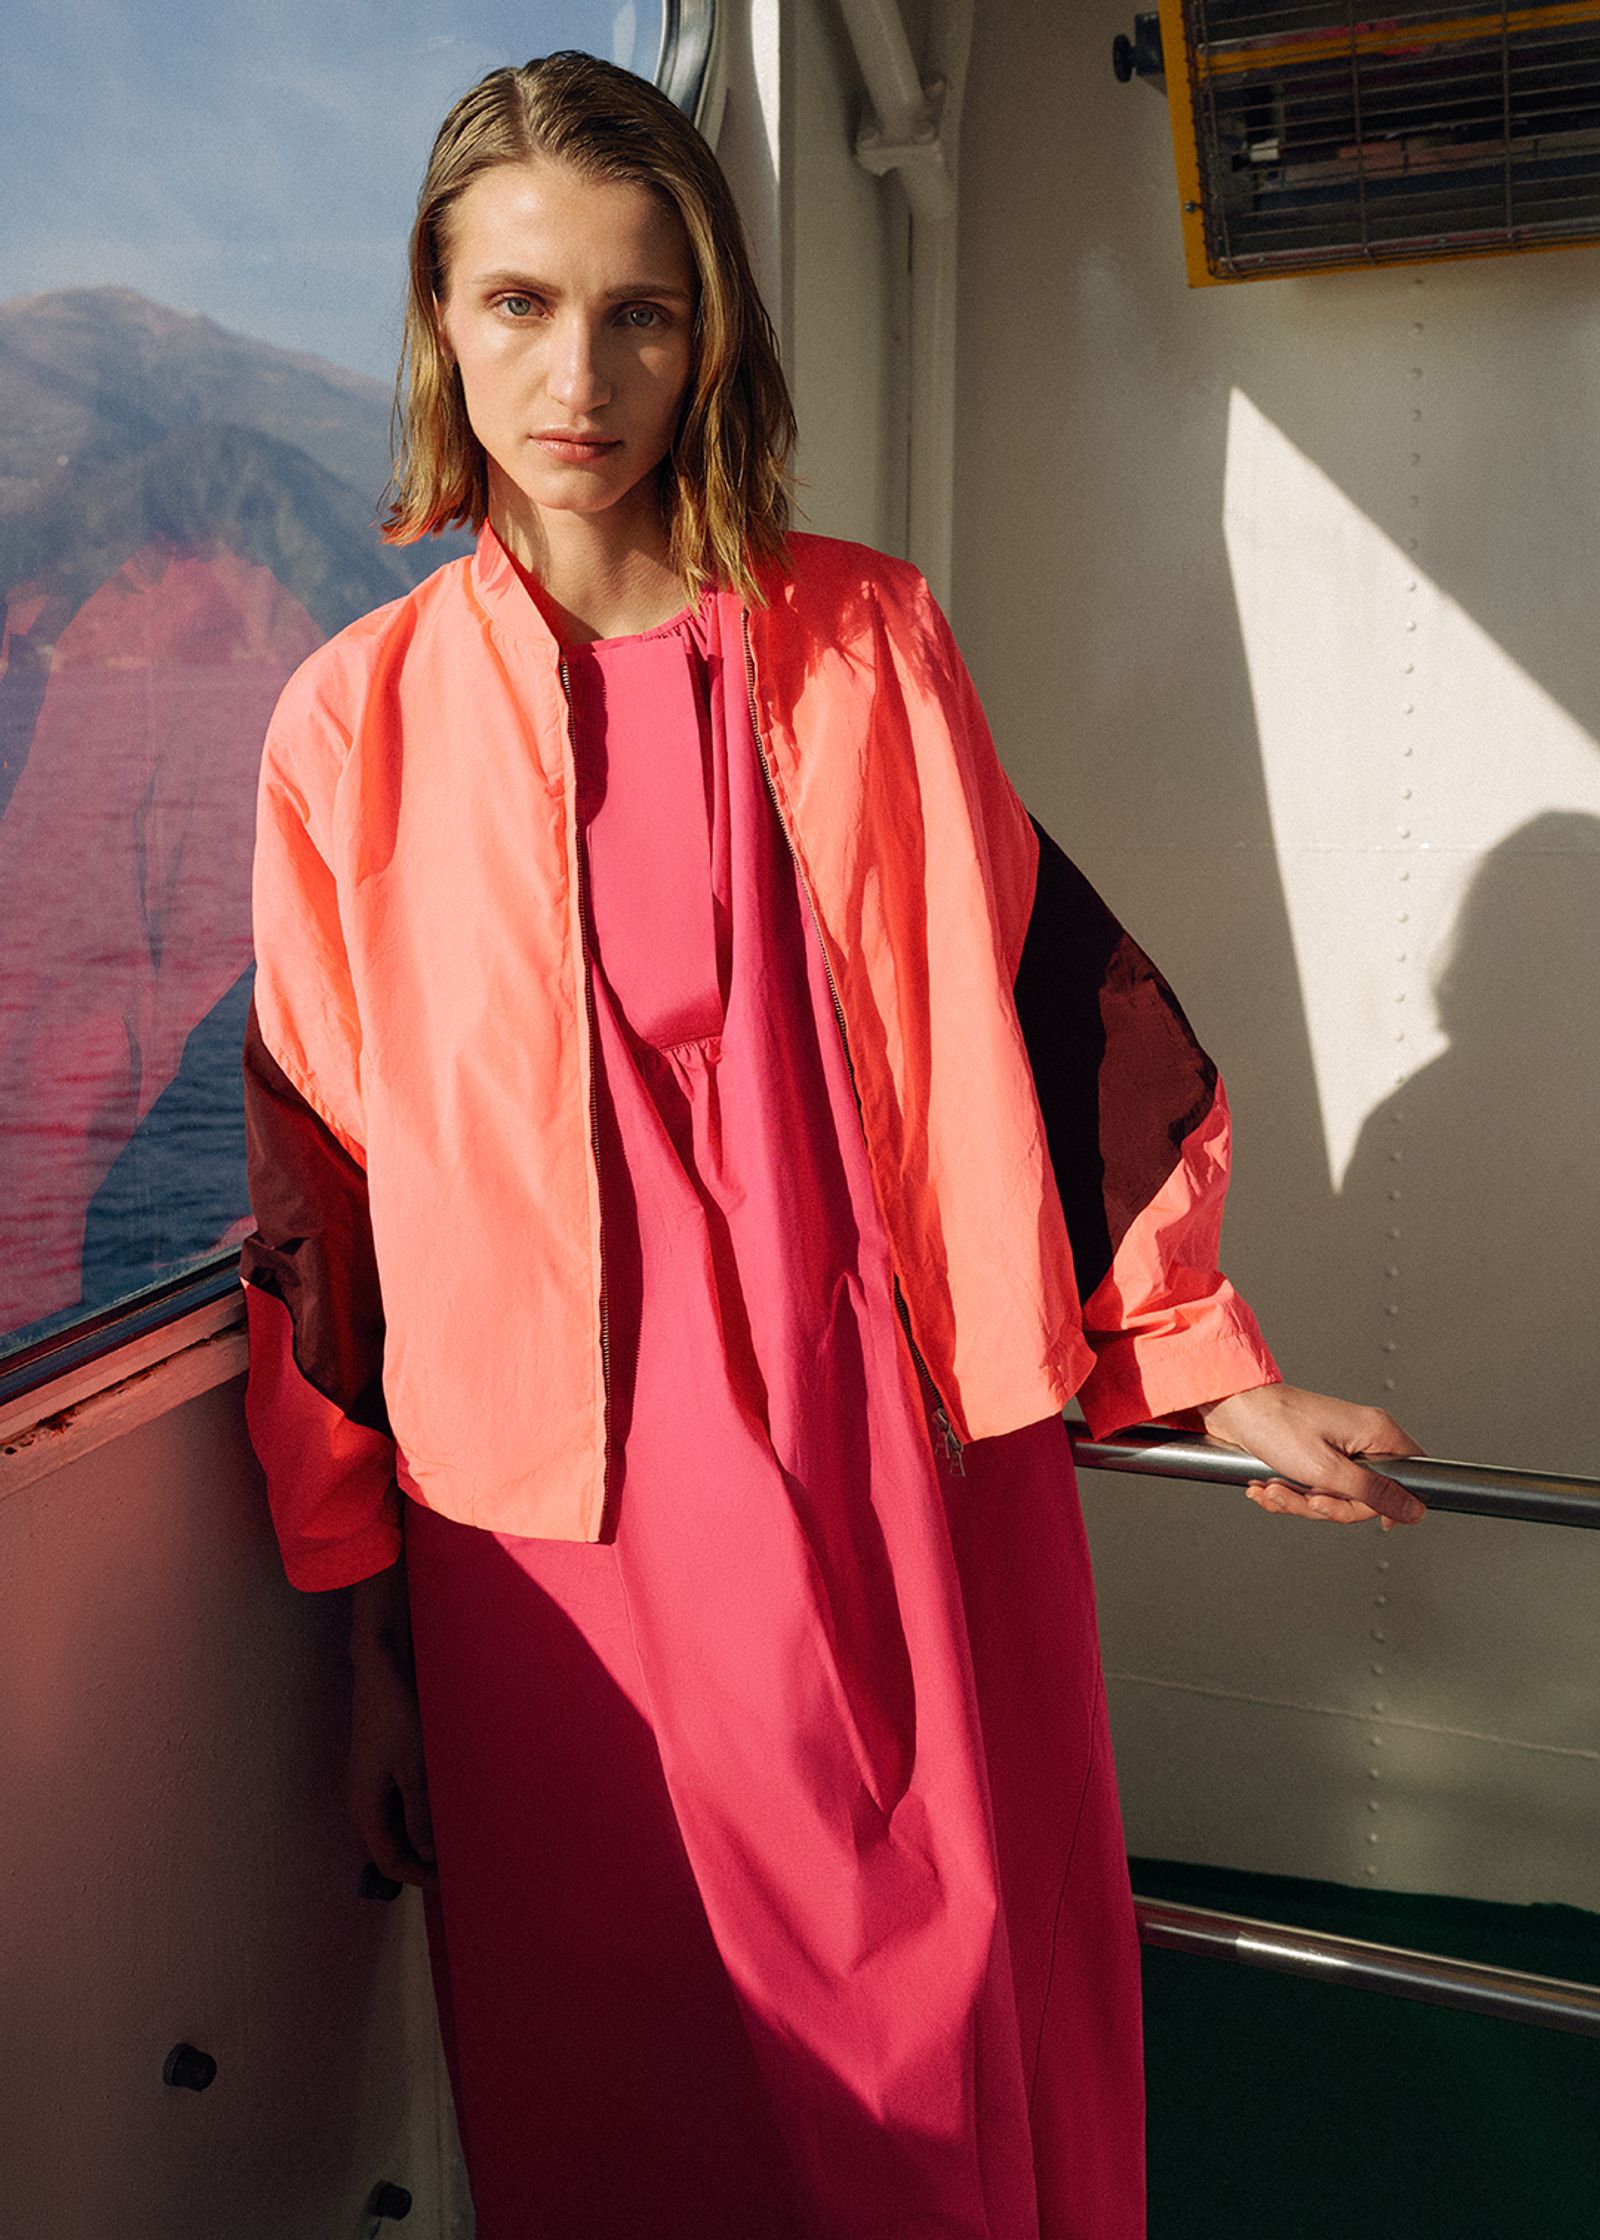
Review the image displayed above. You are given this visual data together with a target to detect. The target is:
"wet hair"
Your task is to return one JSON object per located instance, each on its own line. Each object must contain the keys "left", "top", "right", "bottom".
{"left": 382, "top": 51, "right": 795, "bottom": 600}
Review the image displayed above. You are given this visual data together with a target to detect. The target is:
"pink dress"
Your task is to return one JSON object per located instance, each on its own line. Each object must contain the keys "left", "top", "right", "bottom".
{"left": 402, "top": 597, "right": 1145, "bottom": 2240}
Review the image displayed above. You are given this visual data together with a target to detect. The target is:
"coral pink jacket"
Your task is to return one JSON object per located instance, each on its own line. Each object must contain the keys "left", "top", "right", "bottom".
{"left": 242, "top": 527, "right": 1276, "bottom": 1588}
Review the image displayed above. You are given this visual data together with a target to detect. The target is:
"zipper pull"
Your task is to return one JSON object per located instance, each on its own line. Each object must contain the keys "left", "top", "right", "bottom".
{"left": 932, "top": 1403, "right": 966, "bottom": 1476}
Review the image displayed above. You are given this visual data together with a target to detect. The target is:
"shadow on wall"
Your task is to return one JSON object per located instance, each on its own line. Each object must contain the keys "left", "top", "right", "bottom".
{"left": 1340, "top": 813, "right": 1600, "bottom": 1475}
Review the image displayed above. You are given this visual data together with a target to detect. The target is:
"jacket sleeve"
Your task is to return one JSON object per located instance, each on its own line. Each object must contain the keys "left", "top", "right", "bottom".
{"left": 239, "top": 667, "right": 401, "bottom": 1592}
{"left": 1011, "top": 816, "right": 1281, "bottom": 1436}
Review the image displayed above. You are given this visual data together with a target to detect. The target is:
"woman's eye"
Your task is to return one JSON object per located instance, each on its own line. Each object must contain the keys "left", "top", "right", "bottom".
{"left": 498, "top": 294, "right": 537, "bottom": 319}
{"left": 620, "top": 303, "right": 665, "bottom": 330}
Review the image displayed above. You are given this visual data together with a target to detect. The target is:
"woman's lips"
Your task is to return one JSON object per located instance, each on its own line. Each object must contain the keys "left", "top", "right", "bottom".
{"left": 532, "top": 434, "right": 622, "bottom": 464}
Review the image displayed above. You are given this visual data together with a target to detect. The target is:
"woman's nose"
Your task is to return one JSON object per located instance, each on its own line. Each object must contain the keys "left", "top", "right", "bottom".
{"left": 547, "top": 316, "right": 612, "bottom": 414}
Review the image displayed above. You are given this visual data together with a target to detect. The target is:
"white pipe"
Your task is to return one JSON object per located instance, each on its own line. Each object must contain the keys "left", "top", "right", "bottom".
{"left": 834, "top": 0, "right": 973, "bottom": 609}
{"left": 833, "top": 0, "right": 928, "bottom": 139}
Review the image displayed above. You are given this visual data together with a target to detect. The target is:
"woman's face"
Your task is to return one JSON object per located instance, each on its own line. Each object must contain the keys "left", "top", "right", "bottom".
{"left": 437, "top": 158, "right": 696, "bottom": 551}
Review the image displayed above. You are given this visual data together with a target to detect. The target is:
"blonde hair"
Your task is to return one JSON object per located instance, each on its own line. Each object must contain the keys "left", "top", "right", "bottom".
{"left": 382, "top": 51, "right": 795, "bottom": 602}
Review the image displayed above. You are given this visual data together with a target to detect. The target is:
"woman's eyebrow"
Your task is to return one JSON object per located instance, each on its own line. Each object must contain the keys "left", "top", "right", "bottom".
{"left": 472, "top": 268, "right": 693, "bottom": 302}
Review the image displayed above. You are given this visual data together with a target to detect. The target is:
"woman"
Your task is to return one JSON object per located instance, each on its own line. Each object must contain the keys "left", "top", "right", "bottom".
{"left": 239, "top": 51, "right": 1422, "bottom": 2240}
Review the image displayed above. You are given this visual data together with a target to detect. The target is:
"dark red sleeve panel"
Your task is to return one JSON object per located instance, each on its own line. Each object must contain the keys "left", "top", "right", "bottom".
{"left": 239, "top": 993, "right": 400, "bottom": 1591}
{"left": 1012, "top": 818, "right": 1280, "bottom": 1436}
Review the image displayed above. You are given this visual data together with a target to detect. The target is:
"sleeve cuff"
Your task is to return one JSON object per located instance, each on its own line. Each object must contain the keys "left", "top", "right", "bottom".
{"left": 1076, "top": 1290, "right": 1282, "bottom": 1439}
{"left": 280, "top": 1517, "right": 404, "bottom": 1594}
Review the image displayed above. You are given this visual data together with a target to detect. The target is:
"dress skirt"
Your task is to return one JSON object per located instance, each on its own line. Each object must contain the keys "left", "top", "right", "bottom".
{"left": 402, "top": 598, "right": 1145, "bottom": 2239}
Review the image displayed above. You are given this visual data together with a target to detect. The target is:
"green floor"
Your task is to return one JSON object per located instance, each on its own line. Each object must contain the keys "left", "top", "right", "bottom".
{"left": 1133, "top": 1859, "right": 1600, "bottom": 2239}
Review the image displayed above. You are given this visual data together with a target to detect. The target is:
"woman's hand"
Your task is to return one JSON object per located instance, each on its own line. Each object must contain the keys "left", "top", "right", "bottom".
{"left": 347, "top": 1558, "right": 437, "bottom": 1890}
{"left": 1196, "top": 1382, "right": 1426, "bottom": 1530}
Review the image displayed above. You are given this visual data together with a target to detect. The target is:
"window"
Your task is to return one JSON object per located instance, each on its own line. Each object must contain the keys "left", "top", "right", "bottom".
{"left": 0, "top": 3, "right": 697, "bottom": 1390}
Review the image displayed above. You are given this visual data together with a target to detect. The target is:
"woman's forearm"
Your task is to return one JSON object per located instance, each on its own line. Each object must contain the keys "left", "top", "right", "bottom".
{"left": 349, "top": 1539, "right": 413, "bottom": 1669}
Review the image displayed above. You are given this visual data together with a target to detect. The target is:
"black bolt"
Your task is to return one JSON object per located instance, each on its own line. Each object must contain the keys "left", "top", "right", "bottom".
{"left": 1114, "top": 14, "right": 1165, "bottom": 83}
{"left": 368, "top": 2181, "right": 413, "bottom": 2221}
{"left": 358, "top": 1860, "right": 404, "bottom": 1902}
{"left": 163, "top": 2044, "right": 218, "bottom": 2092}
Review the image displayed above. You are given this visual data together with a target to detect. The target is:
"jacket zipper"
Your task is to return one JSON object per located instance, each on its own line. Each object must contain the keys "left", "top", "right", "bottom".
{"left": 739, "top": 608, "right": 965, "bottom": 1476}
{"left": 558, "top": 653, "right": 613, "bottom": 1513}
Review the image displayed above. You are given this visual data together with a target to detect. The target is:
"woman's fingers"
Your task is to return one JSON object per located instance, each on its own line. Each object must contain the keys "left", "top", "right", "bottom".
{"left": 1246, "top": 1456, "right": 1419, "bottom": 1524}
{"left": 1205, "top": 1385, "right": 1427, "bottom": 1528}
{"left": 385, "top": 1775, "right": 438, "bottom": 1889}
{"left": 353, "top": 1770, "right": 437, "bottom": 1890}
{"left": 348, "top": 1656, "right": 438, "bottom": 1889}
{"left": 402, "top": 1754, "right": 437, "bottom": 1874}
{"left": 1247, "top": 1479, "right": 1380, "bottom": 1524}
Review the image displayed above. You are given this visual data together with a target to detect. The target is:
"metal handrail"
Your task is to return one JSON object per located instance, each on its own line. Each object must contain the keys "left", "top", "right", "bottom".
{"left": 1134, "top": 1897, "right": 1600, "bottom": 2039}
{"left": 1068, "top": 1423, "right": 1600, "bottom": 1530}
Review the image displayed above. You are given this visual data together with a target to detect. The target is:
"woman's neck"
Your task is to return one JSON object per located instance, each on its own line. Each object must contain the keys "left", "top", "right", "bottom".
{"left": 489, "top": 477, "right": 689, "bottom": 645}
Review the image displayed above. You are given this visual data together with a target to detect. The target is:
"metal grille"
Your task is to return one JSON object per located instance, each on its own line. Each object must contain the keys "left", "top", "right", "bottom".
{"left": 1184, "top": 2, "right": 1600, "bottom": 273}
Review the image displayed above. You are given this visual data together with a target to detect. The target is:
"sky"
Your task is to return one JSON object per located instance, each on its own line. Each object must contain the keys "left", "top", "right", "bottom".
{"left": 3, "top": 1, "right": 653, "bottom": 378}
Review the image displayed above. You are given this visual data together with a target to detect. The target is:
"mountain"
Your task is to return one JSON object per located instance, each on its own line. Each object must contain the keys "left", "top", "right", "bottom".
{"left": 0, "top": 287, "right": 471, "bottom": 1341}
{"left": 0, "top": 418, "right": 439, "bottom": 652}
{"left": 0, "top": 286, "right": 406, "bottom": 517}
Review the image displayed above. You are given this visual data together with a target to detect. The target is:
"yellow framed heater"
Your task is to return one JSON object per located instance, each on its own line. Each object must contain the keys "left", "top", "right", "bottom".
{"left": 1115, "top": 2, "right": 1600, "bottom": 282}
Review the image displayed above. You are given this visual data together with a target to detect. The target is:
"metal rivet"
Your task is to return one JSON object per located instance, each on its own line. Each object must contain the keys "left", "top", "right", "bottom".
{"left": 164, "top": 2045, "right": 218, "bottom": 2093}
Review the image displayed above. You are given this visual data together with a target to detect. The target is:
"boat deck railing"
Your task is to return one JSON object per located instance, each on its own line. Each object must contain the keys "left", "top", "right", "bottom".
{"left": 1067, "top": 1420, "right": 1600, "bottom": 2037}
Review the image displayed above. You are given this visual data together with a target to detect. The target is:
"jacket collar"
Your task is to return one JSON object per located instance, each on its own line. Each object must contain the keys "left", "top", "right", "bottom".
{"left": 466, "top": 517, "right": 766, "bottom": 654}
{"left": 467, "top": 519, "right": 565, "bottom": 659}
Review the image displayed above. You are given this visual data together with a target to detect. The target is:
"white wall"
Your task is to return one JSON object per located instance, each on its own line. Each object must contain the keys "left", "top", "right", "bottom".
{"left": 949, "top": 1, "right": 1600, "bottom": 1908}
{"left": 719, "top": 0, "right": 912, "bottom": 552}
{"left": 0, "top": 1372, "right": 466, "bottom": 2239}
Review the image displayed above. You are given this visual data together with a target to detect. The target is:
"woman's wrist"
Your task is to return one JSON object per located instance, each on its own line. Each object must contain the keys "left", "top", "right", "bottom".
{"left": 349, "top": 1554, "right": 414, "bottom": 1673}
